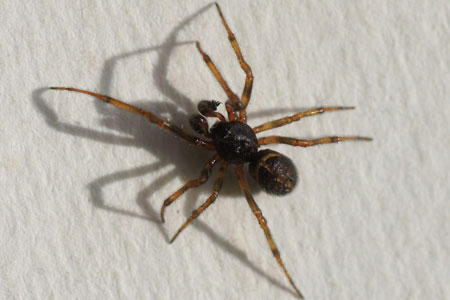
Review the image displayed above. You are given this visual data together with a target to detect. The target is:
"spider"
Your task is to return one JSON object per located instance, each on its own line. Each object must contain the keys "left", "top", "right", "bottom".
{"left": 50, "top": 3, "right": 371, "bottom": 299}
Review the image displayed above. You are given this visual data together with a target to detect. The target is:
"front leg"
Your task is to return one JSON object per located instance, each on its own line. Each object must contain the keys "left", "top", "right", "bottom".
{"left": 50, "top": 87, "right": 215, "bottom": 150}
{"left": 214, "top": 3, "right": 254, "bottom": 120}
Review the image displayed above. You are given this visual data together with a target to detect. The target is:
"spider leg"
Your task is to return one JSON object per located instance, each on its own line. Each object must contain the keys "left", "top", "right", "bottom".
{"left": 215, "top": 3, "right": 253, "bottom": 122}
{"left": 235, "top": 165, "right": 304, "bottom": 299}
{"left": 161, "top": 154, "right": 221, "bottom": 223}
{"left": 253, "top": 106, "right": 355, "bottom": 134}
{"left": 50, "top": 87, "right": 215, "bottom": 150}
{"left": 225, "top": 100, "right": 238, "bottom": 121}
{"left": 195, "top": 42, "right": 241, "bottom": 109}
{"left": 258, "top": 135, "right": 372, "bottom": 147}
{"left": 170, "top": 161, "right": 229, "bottom": 243}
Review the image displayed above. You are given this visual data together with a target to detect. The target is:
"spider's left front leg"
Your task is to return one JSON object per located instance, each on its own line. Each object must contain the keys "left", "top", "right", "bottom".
{"left": 235, "top": 165, "right": 304, "bottom": 299}
{"left": 253, "top": 106, "right": 355, "bottom": 134}
{"left": 258, "top": 135, "right": 372, "bottom": 147}
{"left": 170, "top": 161, "right": 229, "bottom": 243}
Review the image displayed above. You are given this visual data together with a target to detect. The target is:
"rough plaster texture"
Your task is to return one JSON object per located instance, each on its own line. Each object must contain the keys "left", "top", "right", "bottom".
{"left": 1, "top": 1, "right": 449, "bottom": 299}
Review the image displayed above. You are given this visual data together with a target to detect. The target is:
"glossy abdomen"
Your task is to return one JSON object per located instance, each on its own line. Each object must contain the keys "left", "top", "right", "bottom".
{"left": 249, "top": 149, "right": 297, "bottom": 195}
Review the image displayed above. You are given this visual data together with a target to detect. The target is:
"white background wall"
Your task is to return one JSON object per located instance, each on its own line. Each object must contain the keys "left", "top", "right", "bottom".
{"left": 1, "top": 1, "right": 449, "bottom": 299}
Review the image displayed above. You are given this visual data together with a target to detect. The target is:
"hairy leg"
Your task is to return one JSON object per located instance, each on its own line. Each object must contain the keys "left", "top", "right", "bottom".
{"left": 253, "top": 106, "right": 355, "bottom": 134}
{"left": 235, "top": 165, "right": 304, "bottom": 299}
{"left": 215, "top": 3, "right": 253, "bottom": 121}
{"left": 160, "top": 154, "right": 221, "bottom": 223}
{"left": 258, "top": 135, "right": 372, "bottom": 147}
{"left": 225, "top": 100, "right": 238, "bottom": 121}
{"left": 50, "top": 87, "right": 214, "bottom": 150}
{"left": 195, "top": 42, "right": 241, "bottom": 108}
{"left": 170, "top": 161, "right": 229, "bottom": 243}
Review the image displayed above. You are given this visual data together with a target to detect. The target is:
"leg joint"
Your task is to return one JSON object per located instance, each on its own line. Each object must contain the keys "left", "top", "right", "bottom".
{"left": 330, "top": 136, "right": 339, "bottom": 143}
{"left": 272, "top": 249, "right": 280, "bottom": 257}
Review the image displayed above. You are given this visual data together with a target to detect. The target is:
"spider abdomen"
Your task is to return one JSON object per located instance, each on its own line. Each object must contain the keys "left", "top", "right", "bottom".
{"left": 249, "top": 149, "right": 297, "bottom": 195}
{"left": 211, "top": 121, "right": 258, "bottom": 164}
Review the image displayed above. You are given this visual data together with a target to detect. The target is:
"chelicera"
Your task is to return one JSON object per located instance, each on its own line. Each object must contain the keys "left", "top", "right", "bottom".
{"left": 51, "top": 3, "right": 371, "bottom": 298}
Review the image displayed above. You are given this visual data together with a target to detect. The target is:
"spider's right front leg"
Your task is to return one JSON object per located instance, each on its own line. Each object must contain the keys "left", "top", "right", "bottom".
{"left": 160, "top": 154, "right": 221, "bottom": 223}
{"left": 195, "top": 42, "right": 241, "bottom": 110}
{"left": 49, "top": 87, "right": 215, "bottom": 150}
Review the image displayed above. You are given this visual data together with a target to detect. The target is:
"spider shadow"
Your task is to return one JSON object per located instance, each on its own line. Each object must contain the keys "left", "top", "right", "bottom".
{"left": 32, "top": 3, "right": 296, "bottom": 296}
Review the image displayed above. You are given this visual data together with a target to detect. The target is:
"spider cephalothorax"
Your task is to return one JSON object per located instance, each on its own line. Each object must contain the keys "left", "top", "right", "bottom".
{"left": 210, "top": 121, "right": 258, "bottom": 163}
{"left": 50, "top": 3, "right": 371, "bottom": 299}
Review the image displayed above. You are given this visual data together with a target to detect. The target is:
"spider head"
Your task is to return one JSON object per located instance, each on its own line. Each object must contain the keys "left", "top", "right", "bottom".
{"left": 211, "top": 121, "right": 258, "bottom": 164}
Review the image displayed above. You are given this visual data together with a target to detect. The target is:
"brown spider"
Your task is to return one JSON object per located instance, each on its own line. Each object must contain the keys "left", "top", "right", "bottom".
{"left": 51, "top": 3, "right": 371, "bottom": 298}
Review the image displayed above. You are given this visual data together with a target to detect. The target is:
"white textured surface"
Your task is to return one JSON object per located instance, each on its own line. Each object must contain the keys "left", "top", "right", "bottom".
{"left": 1, "top": 1, "right": 449, "bottom": 299}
